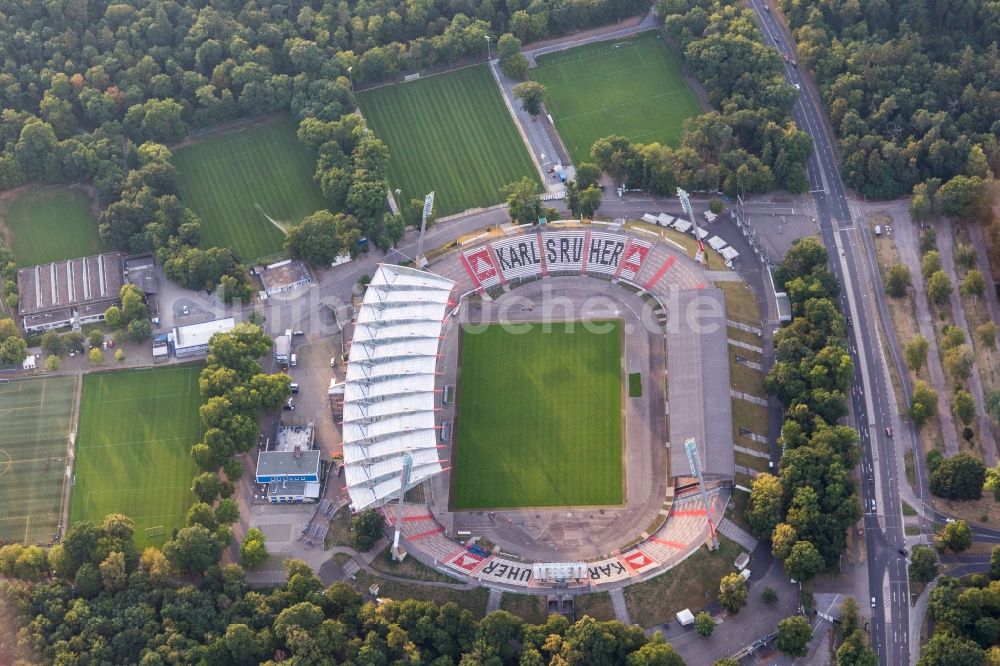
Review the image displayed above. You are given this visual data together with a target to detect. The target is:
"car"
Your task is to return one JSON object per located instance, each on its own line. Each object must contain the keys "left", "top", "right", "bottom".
{"left": 899, "top": 548, "right": 909, "bottom": 556}
{"left": 885, "top": 426, "right": 893, "bottom": 438}
{"left": 846, "top": 315, "right": 852, "bottom": 326}
{"left": 791, "top": 60, "right": 798, "bottom": 67}
{"left": 868, "top": 476, "right": 873, "bottom": 484}
{"left": 181, "top": 305, "right": 189, "bottom": 315}
{"left": 765, "top": 4, "right": 771, "bottom": 10}
{"left": 871, "top": 596, "right": 877, "bottom": 608}
{"left": 292, "top": 330, "right": 305, "bottom": 336}
{"left": 945, "top": 517, "right": 956, "bottom": 524}
{"left": 775, "top": 36, "right": 780, "bottom": 43}
{"left": 794, "top": 83, "right": 801, "bottom": 90}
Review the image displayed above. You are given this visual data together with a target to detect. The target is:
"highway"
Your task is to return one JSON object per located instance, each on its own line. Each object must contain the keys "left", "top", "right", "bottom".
{"left": 746, "top": 2, "right": 912, "bottom": 663}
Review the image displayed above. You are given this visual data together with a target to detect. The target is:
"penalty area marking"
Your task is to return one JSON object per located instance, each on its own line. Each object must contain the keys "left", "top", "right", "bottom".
{"left": 0, "top": 449, "right": 10, "bottom": 479}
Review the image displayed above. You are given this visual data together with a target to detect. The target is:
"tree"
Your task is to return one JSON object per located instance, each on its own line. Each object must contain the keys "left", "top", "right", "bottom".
{"left": 771, "top": 523, "right": 798, "bottom": 560}
{"left": 927, "top": 270, "right": 952, "bottom": 306}
{"left": 503, "top": 177, "right": 542, "bottom": 226}
{"left": 952, "top": 390, "right": 976, "bottom": 426}
{"left": 938, "top": 175, "right": 988, "bottom": 221}
{"left": 910, "top": 380, "right": 938, "bottom": 428}
{"left": 0, "top": 336, "right": 27, "bottom": 366}
{"left": 694, "top": 611, "right": 715, "bottom": 637}
{"left": 87, "top": 329, "right": 104, "bottom": 349}
{"left": 88, "top": 347, "right": 104, "bottom": 364}
{"left": 62, "top": 331, "right": 85, "bottom": 353}
{"left": 922, "top": 250, "right": 942, "bottom": 279}
{"left": 785, "top": 540, "right": 824, "bottom": 581}
{"left": 938, "top": 520, "right": 973, "bottom": 553}
{"left": 564, "top": 180, "right": 581, "bottom": 218}
{"left": 991, "top": 546, "right": 1000, "bottom": 580}
{"left": 718, "top": 573, "right": 748, "bottom": 614}
{"left": 99, "top": 551, "right": 127, "bottom": 592}
{"left": 837, "top": 629, "right": 877, "bottom": 666}
{"left": 139, "top": 547, "right": 170, "bottom": 583}
{"left": 580, "top": 185, "right": 602, "bottom": 219}
{"left": 944, "top": 344, "right": 973, "bottom": 381}
{"left": 918, "top": 631, "right": 985, "bottom": 666}
{"left": 512, "top": 81, "right": 546, "bottom": 116}
{"left": 284, "top": 210, "right": 356, "bottom": 265}
{"left": 905, "top": 335, "right": 930, "bottom": 372}
{"left": 909, "top": 545, "right": 939, "bottom": 583}
{"left": 128, "top": 318, "right": 152, "bottom": 341}
{"left": 885, "top": 264, "right": 911, "bottom": 297}
{"left": 977, "top": 322, "right": 997, "bottom": 350}
{"left": 215, "top": 498, "right": 239, "bottom": 525}
{"left": 120, "top": 284, "right": 148, "bottom": 322}
{"left": 575, "top": 162, "right": 601, "bottom": 189}
{"left": 930, "top": 453, "right": 985, "bottom": 500}
{"left": 840, "top": 596, "right": 861, "bottom": 636}
{"left": 114, "top": 348, "right": 126, "bottom": 362}
{"left": 775, "top": 615, "right": 811, "bottom": 657}
{"left": 762, "top": 587, "right": 778, "bottom": 605}
{"left": 746, "top": 473, "right": 783, "bottom": 537}
{"left": 104, "top": 305, "right": 125, "bottom": 331}
{"left": 163, "top": 525, "right": 224, "bottom": 574}
{"left": 192, "top": 472, "right": 222, "bottom": 503}
{"left": 351, "top": 509, "right": 385, "bottom": 552}
{"left": 186, "top": 502, "right": 218, "bottom": 530}
{"left": 240, "top": 528, "right": 268, "bottom": 569}
{"left": 40, "top": 331, "right": 64, "bottom": 356}
{"left": 45, "top": 354, "right": 61, "bottom": 371}
{"left": 961, "top": 269, "right": 985, "bottom": 300}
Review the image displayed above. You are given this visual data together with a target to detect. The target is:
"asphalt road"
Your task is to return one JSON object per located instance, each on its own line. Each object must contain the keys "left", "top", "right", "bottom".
{"left": 746, "top": 2, "right": 913, "bottom": 663}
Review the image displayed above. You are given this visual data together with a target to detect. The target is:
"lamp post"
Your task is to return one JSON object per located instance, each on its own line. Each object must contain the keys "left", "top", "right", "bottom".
{"left": 485, "top": 35, "right": 491, "bottom": 61}
{"left": 347, "top": 66, "right": 353, "bottom": 89}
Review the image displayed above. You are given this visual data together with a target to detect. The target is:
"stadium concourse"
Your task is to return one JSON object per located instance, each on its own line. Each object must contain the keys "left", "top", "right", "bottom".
{"left": 344, "top": 223, "right": 736, "bottom": 591}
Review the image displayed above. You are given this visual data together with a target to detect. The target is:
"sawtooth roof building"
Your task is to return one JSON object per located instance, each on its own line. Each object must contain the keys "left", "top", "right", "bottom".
{"left": 341, "top": 264, "right": 455, "bottom": 512}
{"left": 16, "top": 252, "right": 124, "bottom": 333}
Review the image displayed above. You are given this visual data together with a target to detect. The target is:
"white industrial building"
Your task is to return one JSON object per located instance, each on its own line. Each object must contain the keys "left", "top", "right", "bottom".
{"left": 340, "top": 264, "right": 455, "bottom": 512}
{"left": 172, "top": 317, "right": 235, "bottom": 358}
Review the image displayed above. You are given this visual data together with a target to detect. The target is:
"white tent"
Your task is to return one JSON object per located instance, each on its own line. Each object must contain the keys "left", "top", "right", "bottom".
{"left": 672, "top": 219, "right": 693, "bottom": 233}
{"left": 694, "top": 227, "right": 709, "bottom": 240}
{"left": 342, "top": 264, "right": 455, "bottom": 512}
{"left": 676, "top": 609, "right": 695, "bottom": 626}
{"left": 657, "top": 213, "right": 675, "bottom": 227}
{"left": 642, "top": 213, "right": 659, "bottom": 225}
{"left": 721, "top": 246, "right": 740, "bottom": 261}
{"left": 707, "top": 236, "right": 727, "bottom": 251}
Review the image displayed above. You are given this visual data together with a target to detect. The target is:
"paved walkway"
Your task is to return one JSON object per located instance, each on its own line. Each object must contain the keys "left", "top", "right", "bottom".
{"left": 487, "top": 587, "right": 503, "bottom": 613}
{"left": 610, "top": 588, "right": 631, "bottom": 624}
{"left": 937, "top": 221, "right": 997, "bottom": 464}
{"left": 717, "top": 518, "right": 759, "bottom": 552}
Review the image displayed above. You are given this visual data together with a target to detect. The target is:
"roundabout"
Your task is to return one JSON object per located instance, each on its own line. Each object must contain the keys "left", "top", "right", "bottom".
{"left": 344, "top": 222, "right": 740, "bottom": 592}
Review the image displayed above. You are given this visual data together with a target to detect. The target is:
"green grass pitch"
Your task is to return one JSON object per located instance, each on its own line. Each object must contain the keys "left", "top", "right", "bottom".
{"left": 452, "top": 322, "right": 623, "bottom": 509}
{"left": 70, "top": 365, "right": 204, "bottom": 549}
{"left": 0, "top": 376, "right": 76, "bottom": 544}
{"left": 1, "top": 186, "right": 101, "bottom": 266}
{"left": 173, "top": 116, "right": 327, "bottom": 262}
{"left": 532, "top": 31, "right": 703, "bottom": 165}
{"left": 357, "top": 64, "right": 540, "bottom": 217}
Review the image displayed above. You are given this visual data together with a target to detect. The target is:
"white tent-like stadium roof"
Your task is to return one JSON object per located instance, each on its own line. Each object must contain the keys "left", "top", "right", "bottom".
{"left": 343, "top": 264, "right": 455, "bottom": 512}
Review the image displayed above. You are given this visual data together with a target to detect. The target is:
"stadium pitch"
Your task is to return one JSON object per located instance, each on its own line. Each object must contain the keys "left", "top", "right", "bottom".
{"left": 451, "top": 321, "right": 623, "bottom": 509}
{"left": 0, "top": 186, "right": 102, "bottom": 266}
{"left": 69, "top": 365, "right": 203, "bottom": 548}
{"left": 0, "top": 376, "right": 76, "bottom": 544}
{"left": 173, "top": 116, "right": 326, "bottom": 262}
{"left": 532, "top": 31, "right": 702, "bottom": 165}
{"left": 357, "top": 64, "right": 540, "bottom": 217}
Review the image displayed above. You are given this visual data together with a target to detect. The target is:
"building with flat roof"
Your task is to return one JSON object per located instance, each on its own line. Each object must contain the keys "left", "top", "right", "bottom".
{"left": 256, "top": 450, "right": 321, "bottom": 484}
{"left": 172, "top": 317, "right": 235, "bottom": 358}
{"left": 260, "top": 259, "right": 312, "bottom": 296}
{"left": 124, "top": 255, "right": 158, "bottom": 294}
{"left": 667, "top": 288, "right": 734, "bottom": 483}
{"left": 16, "top": 252, "right": 124, "bottom": 332}
{"left": 266, "top": 480, "right": 321, "bottom": 503}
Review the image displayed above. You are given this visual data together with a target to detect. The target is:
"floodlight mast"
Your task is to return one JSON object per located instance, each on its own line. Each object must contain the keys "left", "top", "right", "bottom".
{"left": 391, "top": 450, "right": 414, "bottom": 560}
{"left": 415, "top": 191, "right": 434, "bottom": 268}
{"left": 684, "top": 438, "right": 719, "bottom": 550}
{"left": 677, "top": 188, "right": 706, "bottom": 267}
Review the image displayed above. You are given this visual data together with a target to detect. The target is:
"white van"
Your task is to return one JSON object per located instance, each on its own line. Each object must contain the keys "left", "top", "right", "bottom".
{"left": 290, "top": 353, "right": 297, "bottom": 367}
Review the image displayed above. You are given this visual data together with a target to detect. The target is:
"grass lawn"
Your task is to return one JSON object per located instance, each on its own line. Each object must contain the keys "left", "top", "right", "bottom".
{"left": 352, "top": 570, "right": 489, "bottom": 617}
{"left": 0, "top": 186, "right": 101, "bottom": 266}
{"left": 173, "top": 116, "right": 326, "bottom": 262}
{"left": 452, "top": 322, "right": 623, "bottom": 509}
{"left": 574, "top": 591, "right": 617, "bottom": 621}
{"left": 70, "top": 365, "right": 203, "bottom": 549}
{"left": 533, "top": 31, "right": 702, "bottom": 165}
{"left": 624, "top": 535, "right": 743, "bottom": 627}
{"left": 0, "top": 377, "right": 76, "bottom": 544}
{"left": 499, "top": 593, "right": 550, "bottom": 624}
{"left": 716, "top": 281, "right": 761, "bottom": 326}
{"left": 357, "top": 65, "right": 539, "bottom": 217}
{"left": 369, "top": 546, "right": 459, "bottom": 583}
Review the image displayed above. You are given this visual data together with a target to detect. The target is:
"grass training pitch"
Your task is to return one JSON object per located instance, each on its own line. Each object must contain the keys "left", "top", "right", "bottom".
{"left": 173, "top": 116, "right": 327, "bottom": 262}
{"left": 0, "top": 376, "right": 76, "bottom": 544}
{"left": 533, "top": 31, "right": 702, "bottom": 165}
{"left": 70, "top": 365, "right": 203, "bottom": 548}
{"left": 1, "top": 186, "right": 101, "bottom": 266}
{"left": 452, "top": 322, "right": 623, "bottom": 509}
{"left": 357, "top": 64, "right": 540, "bottom": 217}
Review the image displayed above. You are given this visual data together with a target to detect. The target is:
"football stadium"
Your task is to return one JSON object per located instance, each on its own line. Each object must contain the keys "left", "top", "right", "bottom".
{"left": 339, "top": 223, "right": 738, "bottom": 589}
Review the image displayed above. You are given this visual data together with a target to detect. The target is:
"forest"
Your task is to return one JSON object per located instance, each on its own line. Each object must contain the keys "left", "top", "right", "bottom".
{"left": 779, "top": 0, "right": 1000, "bottom": 202}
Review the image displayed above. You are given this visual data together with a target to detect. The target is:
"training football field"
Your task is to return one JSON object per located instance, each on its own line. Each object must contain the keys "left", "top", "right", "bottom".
{"left": 0, "top": 186, "right": 102, "bottom": 266}
{"left": 173, "top": 116, "right": 327, "bottom": 262}
{"left": 452, "top": 322, "right": 623, "bottom": 509}
{"left": 357, "top": 64, "right": 540, "bottom": 217}
{"left": 533, "top": 31, "right": 703, "bottom": 165}
{"left": 70, "top": 365, "right": 203, "bottom": 548}
{"left": 0, "top": 376, "right": 76, "bottom": 544}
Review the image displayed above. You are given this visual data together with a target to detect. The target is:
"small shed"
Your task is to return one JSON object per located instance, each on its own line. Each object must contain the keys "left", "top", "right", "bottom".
{"left": 707, "top": 236, "right": 728, "bottom": 252}
{"left": 642, "top": 213, "right": 659, "bottom": 225}
{"left": 673, "top": 219, "right": 693, "bottom": 233}
{"left": 676, "top": 609, "right": 695, "bottom": 626}
{"left": 720, "top": 246, "right": 740, "bottom": 262}
{"left": 657, "top": 213, "right": 675, "bottom": 227}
